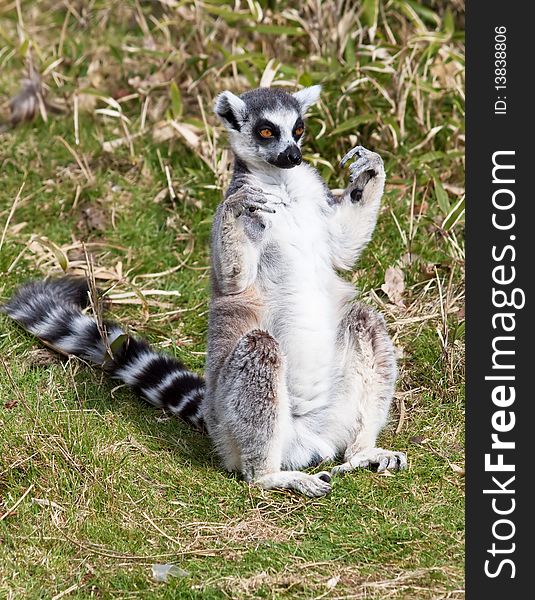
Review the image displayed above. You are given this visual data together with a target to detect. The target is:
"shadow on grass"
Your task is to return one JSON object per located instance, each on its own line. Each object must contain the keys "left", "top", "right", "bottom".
{"left": 62, "top": 358, "right": 217, "bottom": 471}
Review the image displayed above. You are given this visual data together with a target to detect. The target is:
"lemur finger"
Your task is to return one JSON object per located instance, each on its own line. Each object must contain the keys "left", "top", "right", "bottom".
{"left": 263, "top": 191, "right": 285, "bottom": 202}
{"left": 227, "top": 185, "right": 265, "bottom": 203}
{"left": 243, "top": 192, "right": 273, "bottom": 206}
{"left": 226, "top": 193, "right": 273, "bottom": 216}
{"left": 348, "top": 154, "right": 370, "bottom": 173}
{"left": 349, "top": 165, "right": 371, "bottom": 185}
{"left": 348, "top": 155, "right": 382, "bottom": 183}
{"left": 243, "top": 200, "right": 276, "bottom": 214}
{"left": 242, "top": 185, "right": 265, "bottom": 194}
{"left": 242, "top": 187, "right": 272, "bottom": 203}
{"left": 340, "top": 145, "right": 365, "bottom": 168}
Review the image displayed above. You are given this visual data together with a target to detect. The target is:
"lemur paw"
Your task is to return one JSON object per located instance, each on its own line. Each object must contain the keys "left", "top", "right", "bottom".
{"left": 255, "top": 471, "right": 332, "bottom": 497}
{"left": 225, "top": 185, "right": 276, "bottom": 218}
{"left": 340, "top": 146, "right": 385, "bottom": 203}
{"left": 331, "top": 448, "right": 407, "bottom": 476}
{"left": 294, "top": 472, "right": 332, "bottom": 497}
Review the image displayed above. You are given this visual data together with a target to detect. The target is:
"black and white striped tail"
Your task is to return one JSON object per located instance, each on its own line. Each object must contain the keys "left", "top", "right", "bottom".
{"left": 1, "top": 277, "right": 206, "bottom": 430}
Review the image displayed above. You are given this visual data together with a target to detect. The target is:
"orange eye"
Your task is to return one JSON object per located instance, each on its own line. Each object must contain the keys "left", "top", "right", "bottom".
{"left": 260, "top": 128, "right": 273, "bottom": 138}
{"left": 294, "top": 126, "right": 304, "bottom": 137}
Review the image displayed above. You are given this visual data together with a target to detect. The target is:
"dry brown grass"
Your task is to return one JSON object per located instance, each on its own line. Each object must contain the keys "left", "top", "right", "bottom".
{"left": 1, "top": 1, "right": 464, "bottom": 598}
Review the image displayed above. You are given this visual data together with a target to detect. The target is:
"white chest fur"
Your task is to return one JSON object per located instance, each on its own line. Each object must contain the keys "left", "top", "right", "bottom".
{"left": 246, "top": 165, "right": 353, "bottom": 407}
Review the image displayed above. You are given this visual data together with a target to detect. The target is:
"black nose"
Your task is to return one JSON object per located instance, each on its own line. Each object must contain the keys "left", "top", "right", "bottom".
{"left": 273, "top": 145, "right": 303, "bottom": 169}
{"left": 287, "top": 146, "right": 302, "bottom": 165}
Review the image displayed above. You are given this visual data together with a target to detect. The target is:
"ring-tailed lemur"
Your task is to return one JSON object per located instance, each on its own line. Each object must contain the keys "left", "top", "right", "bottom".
{"left": 2, "top": 86, "right": 407, "bottom": 497}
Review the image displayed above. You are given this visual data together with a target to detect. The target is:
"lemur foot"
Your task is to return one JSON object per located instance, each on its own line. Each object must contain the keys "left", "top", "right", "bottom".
{"left": 331, "top": 448, "right": 407, "bottom": 476}
{"left": 226, "top": 185, "right": 276, "bottom": 218}
{"left": 340, "top": 146, "right": 385, "bottom": 203}
{"left": 255, "top": 470, "right": 332, "bottom": 497}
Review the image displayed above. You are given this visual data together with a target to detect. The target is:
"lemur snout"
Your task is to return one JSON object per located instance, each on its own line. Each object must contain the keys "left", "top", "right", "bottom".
{"left": 287, "top": 146, "right": 302, "bottom": 165}
{"left": 274, "top": 145, "right": 302, "bottom": 168}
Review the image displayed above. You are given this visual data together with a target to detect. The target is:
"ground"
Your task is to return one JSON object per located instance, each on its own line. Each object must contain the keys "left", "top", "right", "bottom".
{"left": 0, "top": 1, "right": 464, "bottom": 598}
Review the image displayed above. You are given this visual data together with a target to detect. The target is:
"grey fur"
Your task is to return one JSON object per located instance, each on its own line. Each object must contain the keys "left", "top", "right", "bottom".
{"left": 204, "top": 87, "right": 407, "bottom": 496}
{"left": 3, "top": 87, "right": 407, "bottom": 498}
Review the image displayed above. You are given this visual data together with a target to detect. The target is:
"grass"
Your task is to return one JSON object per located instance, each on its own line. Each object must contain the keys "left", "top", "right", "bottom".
{"left": 0, "top": 1, "right": 464, "bottom": 598}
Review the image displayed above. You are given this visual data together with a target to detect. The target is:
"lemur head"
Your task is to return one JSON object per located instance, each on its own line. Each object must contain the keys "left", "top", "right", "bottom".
{"left": 214, "top": 86, "right": 321, "bottom": 170}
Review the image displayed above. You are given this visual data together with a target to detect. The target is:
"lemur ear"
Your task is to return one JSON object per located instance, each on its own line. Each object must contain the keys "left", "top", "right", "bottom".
{"left": 292, "top": 85, "right": 321, "bottom": 113}
{"left": 214, "top": 91, "right": 247, "bottom": 131}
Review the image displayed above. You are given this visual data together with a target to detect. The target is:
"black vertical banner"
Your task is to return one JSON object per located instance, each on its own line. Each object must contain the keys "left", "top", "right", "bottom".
{"left": 466, "top": 1, "right": 533, "bottom": 597}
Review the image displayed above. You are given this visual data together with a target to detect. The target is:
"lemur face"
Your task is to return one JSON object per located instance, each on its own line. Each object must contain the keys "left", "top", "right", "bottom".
{"left": 214, "top": 86, "right": 321, "bottom": 170}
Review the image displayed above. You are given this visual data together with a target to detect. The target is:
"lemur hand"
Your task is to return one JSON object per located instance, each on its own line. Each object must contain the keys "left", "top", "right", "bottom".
{"left": 225, "top": 185, "right": 276, "bottom": 218}
{"left": 340, "top": 146, "right": 385, "bottom": 203}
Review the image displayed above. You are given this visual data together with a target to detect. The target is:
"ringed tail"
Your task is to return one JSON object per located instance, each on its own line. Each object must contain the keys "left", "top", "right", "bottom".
{"left": 1, "top": 277, "right": 206, "bottom": 430}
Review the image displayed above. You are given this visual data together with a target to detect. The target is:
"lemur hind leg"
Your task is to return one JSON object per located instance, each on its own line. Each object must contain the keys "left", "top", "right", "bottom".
{"left": 216, "top": 329, "right": 332, "bottom": 497}
{"left": 332, "top": 303, "right": 407, "bottom": 476}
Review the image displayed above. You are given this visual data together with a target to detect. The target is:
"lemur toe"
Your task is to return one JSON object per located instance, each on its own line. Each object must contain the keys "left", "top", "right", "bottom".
{"left": 317, "top": 471, "right": 332, "bottom": 483}
{"left": 297, "top": 473, "right": 332, "bottom": 497}
{"left": 396, "top": 452, "right": 408, "bottom": 470}
{"left": 331, "top": 449, "right": 407, "bottom": 476}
